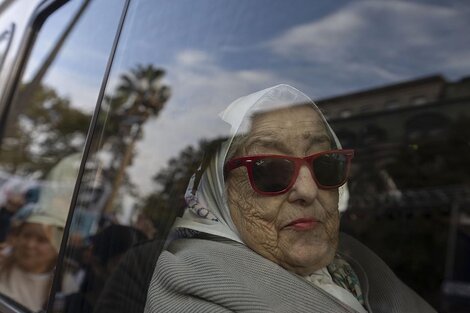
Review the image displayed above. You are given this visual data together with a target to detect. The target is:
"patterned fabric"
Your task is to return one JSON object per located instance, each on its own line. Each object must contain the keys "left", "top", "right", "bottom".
{"left": 328, "top": 254, "right": 365, "bottom": 306}
{"left": 184, "top": 174, "right": 219, "bottom": 222}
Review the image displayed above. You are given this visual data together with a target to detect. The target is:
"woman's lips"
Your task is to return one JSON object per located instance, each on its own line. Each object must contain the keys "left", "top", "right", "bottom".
{"left": 284, "top": 218, "right": 319, "bottom": 231}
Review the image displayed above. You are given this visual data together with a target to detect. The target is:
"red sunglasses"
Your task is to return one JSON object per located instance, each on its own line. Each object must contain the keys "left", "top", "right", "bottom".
{"left": 224, "top": 149, "right": 354, "bottom": 195}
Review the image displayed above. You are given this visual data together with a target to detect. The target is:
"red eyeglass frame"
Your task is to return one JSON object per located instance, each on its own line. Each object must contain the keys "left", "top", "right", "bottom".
{"left": 224, "top": 149, "right": 354, "bottom": 195}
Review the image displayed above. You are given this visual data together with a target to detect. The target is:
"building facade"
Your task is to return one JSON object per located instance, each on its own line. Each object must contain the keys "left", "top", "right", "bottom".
{"left": 317, "top": 75, "right": 470, "bottom": 311}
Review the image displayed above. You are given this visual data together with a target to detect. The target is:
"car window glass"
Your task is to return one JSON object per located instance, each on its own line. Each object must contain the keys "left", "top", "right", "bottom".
{"left": 56, "top": 1, "right": 470, "bottom": 313}
{"left": 0, "top": 23, "right": 14, "bottom": 73}
{"left": 0, "top": 0, "right": 125, "bottom": 311}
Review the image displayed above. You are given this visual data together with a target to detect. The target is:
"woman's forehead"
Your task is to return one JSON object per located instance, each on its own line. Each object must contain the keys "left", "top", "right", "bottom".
{"left": 249, "top": 106, "right": 326, "bottom": 135}
{"left": 251, "top": 105, "right": 321, "bottom": 124}
{"left": 244, "top": 105, "right": 330, "bottom": 153}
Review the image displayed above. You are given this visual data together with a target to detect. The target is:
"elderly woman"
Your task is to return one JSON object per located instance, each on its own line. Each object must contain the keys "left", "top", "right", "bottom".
{"left": 144, "top": 85, "right": 435, "bottom": 313}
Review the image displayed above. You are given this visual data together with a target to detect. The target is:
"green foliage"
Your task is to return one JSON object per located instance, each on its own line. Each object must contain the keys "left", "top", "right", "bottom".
{"left": 96, "top": 65, "right": 171, "bottom": 152}
{"left": 140, "top": 138, "right": 226, "bottom": 235}
{"left": 96, "top": 65, "right": 171, "bottom": 214}
{"left": 0, "top": 83, "right": 91, "bottom": 176}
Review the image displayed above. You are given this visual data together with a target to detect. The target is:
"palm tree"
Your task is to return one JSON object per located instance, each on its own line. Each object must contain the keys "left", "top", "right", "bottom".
{"left": 117, "top": 65, "right": 170, "bottom": 116}
{"left": 103, "top": 64, "right": 171, "bottom": 213}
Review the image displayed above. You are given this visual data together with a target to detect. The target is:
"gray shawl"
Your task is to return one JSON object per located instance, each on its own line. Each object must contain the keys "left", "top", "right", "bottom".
{"left": 145, "top": 233, "right": 436, "bottom": 313}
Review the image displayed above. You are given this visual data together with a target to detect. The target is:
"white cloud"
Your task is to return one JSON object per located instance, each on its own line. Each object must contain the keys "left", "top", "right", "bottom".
{"left": 268, "top": 1, "right": 470, "bottom": 81}
{"left": 43, "top": 67, "right": 101, "bottom": 113}
{"left": 121, "top": 1, "right": 470, "bottom": 195}
{"left": 127, "top": 50, "right": 295, "bottom": 195}
{"left": 176, "top": 50, "right": 211, "bottom": 66}
{"left": 270, "top": 7, "right": 365, "bottom": 62}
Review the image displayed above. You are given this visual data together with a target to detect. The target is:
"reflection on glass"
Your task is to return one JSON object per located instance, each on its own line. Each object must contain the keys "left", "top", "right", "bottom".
{"left": 0, "top": 0, "right": 124, "bottom": 311}
{"left": 59, "top": 1, "right": 470, "bottom": 312}
{"left": 101, "top": 65, "right": 171, "bottom": 215}
{"left": 0, "top": 23, "right": 14, "bottom": 72}
{"left": 0, "top": 155, "right": 77, "bottom": 311}
{"left": 52, "top": 64, "right": 172, "bottom": 313}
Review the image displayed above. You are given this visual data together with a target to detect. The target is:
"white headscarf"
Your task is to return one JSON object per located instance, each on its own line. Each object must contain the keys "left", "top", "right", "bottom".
{"left": 171, "top": 84, "right": 348, "bottom": 243}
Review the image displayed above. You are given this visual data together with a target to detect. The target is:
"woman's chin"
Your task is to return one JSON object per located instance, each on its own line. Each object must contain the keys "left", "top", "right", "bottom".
{"left": 282, "top": 240, "right": 336, "bottom": 275}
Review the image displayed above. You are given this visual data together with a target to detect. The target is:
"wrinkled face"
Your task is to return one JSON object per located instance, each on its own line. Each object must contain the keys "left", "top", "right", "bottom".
{"left": 226, "top": 105, "right": 340, "bottom": 275}
{"left": 13, "top": 223, "right": 58, "bottom": 273}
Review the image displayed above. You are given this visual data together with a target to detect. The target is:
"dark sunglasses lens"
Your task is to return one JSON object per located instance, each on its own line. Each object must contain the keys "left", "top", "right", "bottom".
{"left": 252, "top": 158, "right": 294, "bottom": 193}
{"left": 312, "top": 153, "right": 348, "bottom": 187}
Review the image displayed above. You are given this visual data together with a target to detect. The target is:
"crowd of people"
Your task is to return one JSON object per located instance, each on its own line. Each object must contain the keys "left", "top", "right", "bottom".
{"left": 0, "top": 172, "right": 152, "bottom": 312}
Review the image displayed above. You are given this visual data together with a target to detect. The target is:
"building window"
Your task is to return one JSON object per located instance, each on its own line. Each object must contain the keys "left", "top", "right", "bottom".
{"left": 405, "top": 112, "right": 450, "bottom": 141}
{"left": 384, "top": 99, "right": 399, "bottom": 110}
{"left": 410, "top": 96, "right": 427, "bottom": 106}
{"left": 339, "top": 109, "right": 352, "bottom": 118}
{"left": 360, "top": 124, "right": 388, "bottom": 146}
{"left": 360, "top": 104, "right": 372, "bottom": 113}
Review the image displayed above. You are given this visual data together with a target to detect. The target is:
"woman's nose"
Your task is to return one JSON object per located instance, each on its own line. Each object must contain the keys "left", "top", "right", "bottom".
{"left": 287, "top": 164, "right": 318, "bottom": 205}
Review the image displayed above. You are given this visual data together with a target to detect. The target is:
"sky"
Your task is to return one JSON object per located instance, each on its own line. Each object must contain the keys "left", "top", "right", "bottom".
{"left": 119, "top": 0, "right": 470, "bottom": 195}
{"left": 23, "top": 0, "right": 125, "bottom": 113}
{"left": 21, "top": 0, "right": 470, "bottom": 197}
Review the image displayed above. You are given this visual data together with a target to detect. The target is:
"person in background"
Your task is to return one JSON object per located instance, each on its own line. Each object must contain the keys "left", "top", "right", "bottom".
{"left": 0, "top": 210, "right": 64, "bottom": 311}
{"left": 64, "top": 224, "right": 146, "bottom": 313}
{"left": 0, "top": 153, "right": 79, "bottom": 311}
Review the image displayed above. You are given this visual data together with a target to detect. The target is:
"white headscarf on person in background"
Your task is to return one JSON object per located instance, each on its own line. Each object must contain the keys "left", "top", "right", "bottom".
{"left": 27, "top": 153, "right": 81, "bottom": 251}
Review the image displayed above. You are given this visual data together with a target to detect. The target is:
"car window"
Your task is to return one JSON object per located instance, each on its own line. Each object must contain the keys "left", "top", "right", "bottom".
{"left": 0, "top": 0, "right": 41, "bottom": 101}
{"left": 0, "top": 22, "right": 14, "bottom": 74}
{"left": 0, "top": 0, "right": 126, "bottom": 311}
{"left": 33, "top": 0, "right": 470, "bottom": 312}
